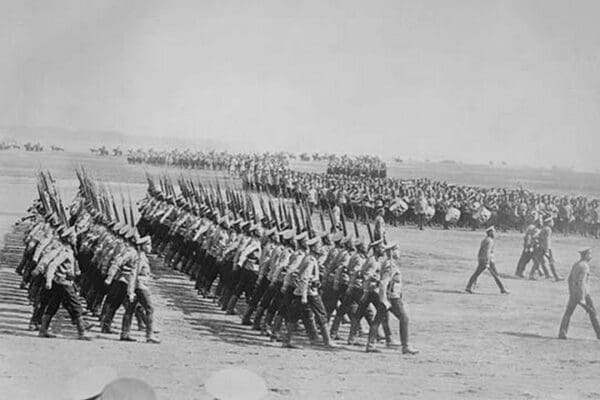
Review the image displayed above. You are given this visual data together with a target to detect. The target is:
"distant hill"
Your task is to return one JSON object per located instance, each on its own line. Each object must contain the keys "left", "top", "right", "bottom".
{"left": 0, "top": 126, "right": 250, "bottom": 153}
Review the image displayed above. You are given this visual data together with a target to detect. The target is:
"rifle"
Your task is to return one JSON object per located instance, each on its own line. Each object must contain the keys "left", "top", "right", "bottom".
{"left": 319, "top": 212, "right": 327, "bottom": 232}
{"left": 339, "top": 205, "right": 348, "bottom": 237}
{"left": 363, "top": 204, "right": 374, "bottom": 243}
{"left": 350, "top": 203, "right": 360, "bottom": 238}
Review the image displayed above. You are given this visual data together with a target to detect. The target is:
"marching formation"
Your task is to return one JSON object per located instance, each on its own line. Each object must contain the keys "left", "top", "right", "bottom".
{"left": 135, "top": 173, "right": 418, "bottom": 353}
{"left": 14, "top": 169, "right": 160, "bottom": 343}
{"left": 6, "top": 163, "right": 600, "bottom": 353}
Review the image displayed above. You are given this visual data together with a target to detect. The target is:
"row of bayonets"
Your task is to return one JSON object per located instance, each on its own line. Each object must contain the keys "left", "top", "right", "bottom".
{"left": 74, "top": 166, "right": 138, "bottom": 228}
{"left": 146, "top": 172, "right": 376, "bottom": 243}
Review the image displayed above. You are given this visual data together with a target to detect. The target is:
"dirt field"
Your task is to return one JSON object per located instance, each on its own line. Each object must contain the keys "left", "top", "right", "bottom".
{"left": 1, "top": 152, "right": 599, "bottom": 400}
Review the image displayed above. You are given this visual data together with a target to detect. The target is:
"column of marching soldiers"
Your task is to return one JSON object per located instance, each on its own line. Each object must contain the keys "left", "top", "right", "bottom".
{"left": 15, "top": 169, "right": 160, "bottom": 343}
{"left": 12, "top": 167, "right": 418, "bottom": 353}
{"left": 136, "top": 172, "right": 418, "bottom": 353}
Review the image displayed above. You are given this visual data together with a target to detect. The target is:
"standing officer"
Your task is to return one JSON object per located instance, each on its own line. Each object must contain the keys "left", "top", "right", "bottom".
{"left": 558, "top": 248, "right": 600, "bottom": 339}
{"left": 465, "top": 227, "right": 509, "bottom": 294}
{"left": 380, "top": 243, "right": 418, "bottom": 354}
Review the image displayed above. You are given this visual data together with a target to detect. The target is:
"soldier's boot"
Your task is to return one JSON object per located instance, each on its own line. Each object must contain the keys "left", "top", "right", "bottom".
{"left": 347, "top": 320, "right": 360, "bottom": 346}
{"left": 221, "top": 289, "right": 233, "bottom": 311}
{"left": 145, "top": 313, "right": 161, "bottom": 344}
{"left": 399, "top": 318, "right": 418, "bottom": 354}
{"left": 302, "top": 316, "right": 319, "bottom": 345}
{"left": 261, "top": 311, "right": 274, "bottom": 336}
{"left": 378, "top": 317, "right": 397, "bottom": 348}
{"left": 100, "top": 306, "right": 115, "bottom": 334}
{"left": 28, "top": 318, "right": 40, "bottom": 331}
{"left": 38, "top": 315, "right": 56, "bottom": 338}
{"left": 120, "top": 310, "right": 137, "bottom": 342}
{"left": 252, "top": 306, "right": 266, "bottom": 331}
{"left": 330, "top": 313, "right": 342, "bottom": 340}
{"left": 76, "top": 317, "right": 92, "bottom": 341}
{"left": 98, "top": 298, "right": 110, "bottom": 321}
{"left": 225, "top": 295, "right": 239, "bottom": 315}
{"left": 183, "top": 259, "right": 195, "bottom": 275}
{"left": 241, "top": 305, "right": 256, "bottom": 325}
{"left": 365, "top": 328, "right": 380, "bottom": 353}
{"left": 282, "top": 322, "right": 301, "bottom": 349}
{"left": 270, "top": 314, "right": 283, "bottom": 342}
{"left": 135, "top": 305, "right": 147, "bottom": 331}
{"left": 320, "top": 323, "right": 337, "bottom": 349}
{"left": 15, "top": 254, "right": 27, "bottom": 275}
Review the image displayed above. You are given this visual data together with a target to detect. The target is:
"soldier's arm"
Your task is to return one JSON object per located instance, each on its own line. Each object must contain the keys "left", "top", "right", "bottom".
{"left": 45, "top": 250, "right": 67, "bottom": 289}
{"left": 126, "top": 253, "right": 141, "bottom": 300}
{"left": 105, "top": 250, "right": 125, "bottom": 285}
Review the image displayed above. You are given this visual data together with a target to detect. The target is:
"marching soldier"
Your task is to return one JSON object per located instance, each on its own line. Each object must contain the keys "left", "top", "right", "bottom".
{"left": 120, "top": 235, "right": 160, "bottom": 344}
{"left": 39, "top": 226, "right": 91, "bottom": 340}
{"left": 465, "top": 227, "right": 509, "bottom": 294}
{"left": 283, "top": 235, "right": 335, "bottom": 349}
{"left": 515, "top": 224, "right": 540, "bottom": 278}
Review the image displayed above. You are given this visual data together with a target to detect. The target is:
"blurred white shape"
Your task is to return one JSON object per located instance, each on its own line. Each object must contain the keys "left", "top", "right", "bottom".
{"left": 206, "top": 368, "right": 268, "bottom": 400}
{"left": 67, "top": 366, "right": 117, "bottom": 400}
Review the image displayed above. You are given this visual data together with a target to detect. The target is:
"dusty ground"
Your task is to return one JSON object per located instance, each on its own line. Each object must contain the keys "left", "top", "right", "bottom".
{"left": 1, "top": 152, "right": 600, "bottom": 400}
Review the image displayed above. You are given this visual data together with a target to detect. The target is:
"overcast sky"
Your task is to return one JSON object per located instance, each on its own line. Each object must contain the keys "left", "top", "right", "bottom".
{"left": 2, "top": 0, "right": 600, "bottom": 169}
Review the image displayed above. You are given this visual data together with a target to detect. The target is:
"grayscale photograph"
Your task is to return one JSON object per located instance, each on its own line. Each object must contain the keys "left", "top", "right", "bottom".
{"left": 1, "top": 1, "right": 599, "bottom": 399}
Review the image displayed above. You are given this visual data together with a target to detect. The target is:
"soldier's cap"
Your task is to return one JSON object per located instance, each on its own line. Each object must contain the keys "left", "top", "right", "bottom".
{"left": 369, "top": 239, "right": 384, "bottom": 249}
{"left": 183, "top": 202, "right": 191, "bottom": 211}
{"left": 60, "top": 226, "right": 76, "bottom": 239}
{"left": 124, "top": 227, "right": 136, "bottom": 240}
{"left": 55, "top": 224, "right": 66, "bottom": 236}
{"left": 240, "top": 221, "right": 251, "bottom": 230}
{"left": 353, "top": 237, "right": 367, "bottom": 248}
{"left": 112, "top": 222, "right": 124, "bottom": 233}
{"left": 231, "top": 218, "right": 243, "bottom": 227}
{"left": 579, "top": 247, "right": 592, "bottom": 256}
{"left": 294, "top": 231, "right": 308, "bottom": 241}
{"left": 331, "top": 231, "right": 344, "bottom": 243}
{"left": 198, "top": 224, "right": 210, "bottom": 235}
{"left": 119, "top": 225, "right": 130, "bottom": 236}
{"left": 281, "top": 229, "right": 295, "bottom": 240}
{"left": 50, "top": 215, "right": 61, "bottom": 227}
{"left": 485, "top": 226, "right": 495, "bottom": 233}
{"left": 220, "top": 217, "right": 231, "bottom": 229}
{"left": 250, "top": 225, "right": 263, "bottom": 236}
{"left": 307, "top": 236, "right": 321, "bottom": 247}
{"left": 136, "top": 235, "right": 151, "bottom": 246}
{"left": 264, "top": 227, "right": 277, "bottom": 237}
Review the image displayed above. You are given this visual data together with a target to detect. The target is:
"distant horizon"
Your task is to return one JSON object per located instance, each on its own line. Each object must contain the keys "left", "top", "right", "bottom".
{"left": 3, "top": 1, "right": 600, "bottom": 172}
